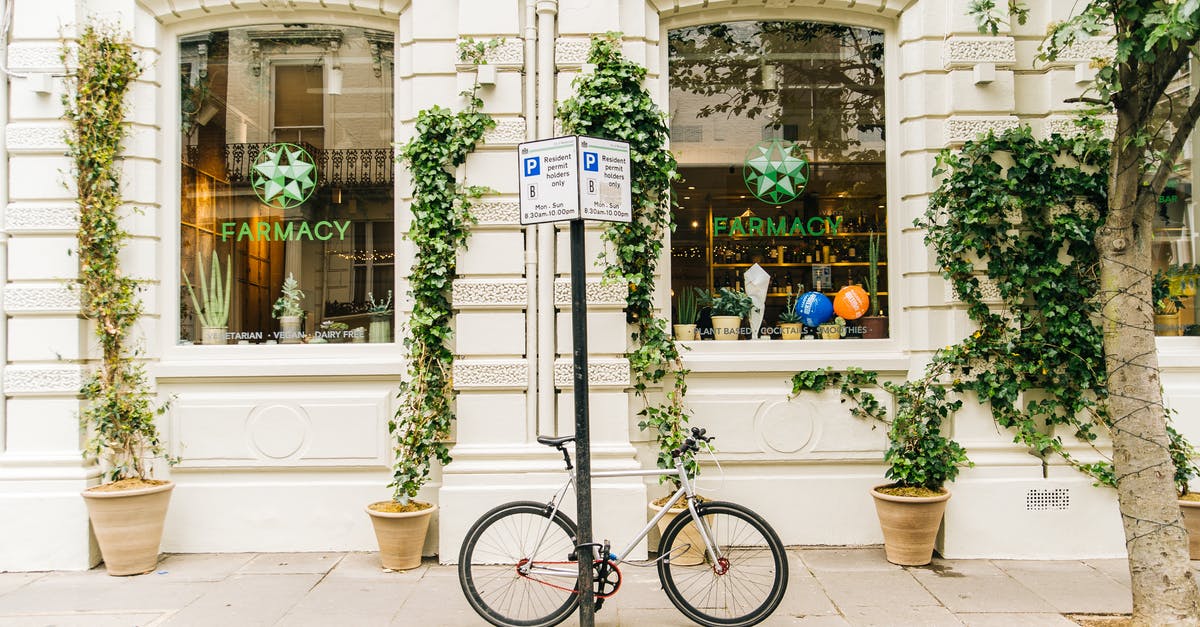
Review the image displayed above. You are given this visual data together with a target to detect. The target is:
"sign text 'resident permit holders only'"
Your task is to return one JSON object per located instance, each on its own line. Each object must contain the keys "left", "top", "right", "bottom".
{"left": 518, "top": 136, "right": 632, "bottom": 225}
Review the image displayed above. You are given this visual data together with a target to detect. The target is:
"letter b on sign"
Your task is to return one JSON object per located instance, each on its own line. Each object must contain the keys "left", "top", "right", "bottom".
{"left": 523, "top": 156, "right": 541, "bottom": 176}
{"left": 583, "top": 151, "right": 598, "bottom": 172}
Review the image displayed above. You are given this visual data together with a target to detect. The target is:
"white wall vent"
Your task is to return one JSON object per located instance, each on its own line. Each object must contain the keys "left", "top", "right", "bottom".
{"left": 1026, "top": 488, "right": 1070, "bottom": 511}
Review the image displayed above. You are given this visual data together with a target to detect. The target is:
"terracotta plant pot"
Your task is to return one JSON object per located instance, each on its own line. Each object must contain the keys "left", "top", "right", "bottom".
{"left": 673, "top": 323, "right": 697, "bottom": 341}
{"left": 870, "top": 484, "right": 950, "bottom": 566}
{"left": 81, "top": 481, "right": 174, "bottom": 576}
{"left": 649, "top": 501, "right": 705, "bottom": 566}
{"left": 366, "top": 502, "right": 436, "bottom": 571}
{"left": 1180, "top": 499, "right": 1200, "bottom": 560}
{"left": 779, "top": 322, "right": 803, "bottom": 340}
{"left": 711, "top": 315, "right": 742, "bottom": 341}
{"left": 860, "top": 316, "right": 888, "bottom": 339}
{"left": 1155, "top": 311, "right": 1183, "bottom": 336}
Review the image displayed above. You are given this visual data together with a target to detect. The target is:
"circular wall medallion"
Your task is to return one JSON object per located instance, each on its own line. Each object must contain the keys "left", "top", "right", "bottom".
{"left": 247, "top": 404, "right": 309, "bottom": 460}
{"left": 743, "top": 139, "right": 809, "bottom": 204}
{"left": 251, "top": 142, "right": 317, "bottom": 209}
{"left": 760, "top": 400, "right": 815, "bottom": 454}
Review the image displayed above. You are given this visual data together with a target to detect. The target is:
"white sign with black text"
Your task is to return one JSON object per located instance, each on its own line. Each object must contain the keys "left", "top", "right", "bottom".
{"left": 518, "top": 136, "right": 632, "bottom": 225}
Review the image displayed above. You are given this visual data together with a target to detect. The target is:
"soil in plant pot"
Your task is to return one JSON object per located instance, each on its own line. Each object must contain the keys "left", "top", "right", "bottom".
{"left": 1180, "top": 493, "right": 1200, "bottom": 503}
{"left": 876, "top": 485, "right": 946, "bottom": 498}
{"left": 651, "top": 494, "right": 709, "bottom": 510}
{"left": 86, "top": 478, "right": 169, "bottom": 493}
{"left": 369, "top": 500, "right": 434, "bottom": 514}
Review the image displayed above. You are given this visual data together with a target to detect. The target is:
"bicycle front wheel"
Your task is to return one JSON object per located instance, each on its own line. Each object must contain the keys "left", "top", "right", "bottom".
{"left": 458, "top": 501, "right": 579, "bottom": 627}
{"left": 657, "top": 501, "right": 788, "bottom": 627}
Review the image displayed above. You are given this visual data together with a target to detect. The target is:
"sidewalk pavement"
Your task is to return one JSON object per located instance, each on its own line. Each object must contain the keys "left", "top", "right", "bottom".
{"left": 0, "top": 548, "right": 1141, "bottom": 626}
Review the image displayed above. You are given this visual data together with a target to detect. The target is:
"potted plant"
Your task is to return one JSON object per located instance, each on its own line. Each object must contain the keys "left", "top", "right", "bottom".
{"left": 791, "top": 365, "right": 969, "bottom": 566}
{"left": 182, "top": 252, "right": 232, "bottom": 345}
{"left": 709, "top": 287, "right": 756, "bottom": 341}
{"left": 818, "top": 316, "right": 846, "bottom": 340}
{"left": 1154, "top": 269, "right": 1184, "bottom": 336}
{"left": 69, "top": 23, "right": 175, "bottom": 576}
{"left": 272, "top": 273, "right": 305, "bottom": 344}
{"left": 674, "top": 287, "right": 699, "bottom": 340}
{"left": 861, "top": 233, "right": 888, "bottom": 339}
{"left": 367, "top": 291, "right": 393, "bottom": 343}
{"left": 779, "top": 291, "right": 804, "bottom": 340}
{"left": 1168, "top": 423, "right": 1200, "bottom": 559}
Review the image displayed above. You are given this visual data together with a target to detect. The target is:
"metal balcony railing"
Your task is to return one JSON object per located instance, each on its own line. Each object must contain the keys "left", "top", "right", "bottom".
{"left": 184, "top": 142, "right": 395, "bottom": 189}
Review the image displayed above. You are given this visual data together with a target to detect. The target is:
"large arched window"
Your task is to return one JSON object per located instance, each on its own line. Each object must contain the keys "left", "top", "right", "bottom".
{"left": 669, "top": 21, "right": 887, "bottom": 339}
{"left": 178, "top": 25, "right": 395, "bottom": 346}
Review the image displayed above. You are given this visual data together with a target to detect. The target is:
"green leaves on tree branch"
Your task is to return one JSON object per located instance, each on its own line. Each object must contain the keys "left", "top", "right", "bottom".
{"left": 65, "top": 24, "right": 169, "bottom": 483}
{"left": 390, "top": 47, "right": 496, "bottom": 503}
{"left": 557, "top": 33, "right": 695, "bottom": 483}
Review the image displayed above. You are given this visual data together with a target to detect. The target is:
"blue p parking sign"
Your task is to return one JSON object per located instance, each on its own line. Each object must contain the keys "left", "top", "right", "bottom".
{"left": 583, "top": 151, "right": 599, "bottom": 172}
{"left": 523, "top": 156, "right": 541, "bottom": 176}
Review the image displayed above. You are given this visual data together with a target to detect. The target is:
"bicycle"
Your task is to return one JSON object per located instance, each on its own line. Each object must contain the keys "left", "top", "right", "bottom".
{"left": 457, "top": 427, "right": 789, "bottom": 627}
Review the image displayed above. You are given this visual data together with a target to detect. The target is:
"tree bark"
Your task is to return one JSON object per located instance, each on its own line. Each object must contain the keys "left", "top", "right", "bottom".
{"left": 1102, "top": 108, "right": 1200, "bottom": 626}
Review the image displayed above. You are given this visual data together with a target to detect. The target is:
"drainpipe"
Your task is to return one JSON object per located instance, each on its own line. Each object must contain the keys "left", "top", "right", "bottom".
{"left": 0, "top": 0, "right": 12, "bottom": 455}
{"left": 536, "top": 0, "right": 557, "bottom": 437}
{"left": 523, "top": 0, "right": 538, "bottom": 440}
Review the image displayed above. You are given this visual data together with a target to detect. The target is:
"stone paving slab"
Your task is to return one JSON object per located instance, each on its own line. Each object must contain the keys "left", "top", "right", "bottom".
{"left": 0, "top": 550, "right": 1163, "bottom": 626}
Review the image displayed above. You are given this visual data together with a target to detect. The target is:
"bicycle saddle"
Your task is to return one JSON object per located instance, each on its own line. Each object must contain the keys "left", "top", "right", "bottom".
{"left": 536, "top": 435, "right": 575, "bottom": 447}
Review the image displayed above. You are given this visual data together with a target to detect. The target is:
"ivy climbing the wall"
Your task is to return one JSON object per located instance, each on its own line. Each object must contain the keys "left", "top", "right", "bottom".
{"left": 557, "top": 34, "right": 696, "bottom": 481}
{"left": 66, "top": 24, "right": 171, "bottom": 484}
{"left": 388, "top": 40, "right": 497, "bottom": 506}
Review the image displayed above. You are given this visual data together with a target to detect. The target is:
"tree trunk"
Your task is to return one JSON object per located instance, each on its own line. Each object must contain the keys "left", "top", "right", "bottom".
{"left": 1101, "top": 109, "right": 1200, "bottom": 625}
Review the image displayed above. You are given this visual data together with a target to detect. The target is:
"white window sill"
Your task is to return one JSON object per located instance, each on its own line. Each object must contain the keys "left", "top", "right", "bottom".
{"left": 677, "top": 338, "right": 909, "bottom": 373}
{"left": 1157, "top": 336, "right": 1200, "bottom": 368}
{"left": 154, "top": 343, "right": 405, "bottom": 380}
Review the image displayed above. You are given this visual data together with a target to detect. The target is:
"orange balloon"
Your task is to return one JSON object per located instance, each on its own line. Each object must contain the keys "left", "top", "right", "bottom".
{"left": 834, "top": 285, "right": 870, "bottom": 320}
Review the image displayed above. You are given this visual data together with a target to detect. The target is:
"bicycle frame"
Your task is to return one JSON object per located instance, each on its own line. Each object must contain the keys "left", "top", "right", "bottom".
{"left": 517, "top": 455, "right": 722, "bottom": 583}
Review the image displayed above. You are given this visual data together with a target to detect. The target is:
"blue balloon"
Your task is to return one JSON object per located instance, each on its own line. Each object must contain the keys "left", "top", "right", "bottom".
{"left": 796, "top": 292, "right": 834, "bottom": 327}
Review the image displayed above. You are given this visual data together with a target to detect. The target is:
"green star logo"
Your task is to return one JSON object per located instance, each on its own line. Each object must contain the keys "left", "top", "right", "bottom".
{"left": 743, "top": 140, "right": 809, "bottom": 204}
{"left": 251, "top": 143, "right": 317, "bottom": 209}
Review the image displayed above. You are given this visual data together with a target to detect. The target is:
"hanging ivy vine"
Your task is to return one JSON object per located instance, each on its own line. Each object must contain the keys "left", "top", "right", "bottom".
{"left": 388, "top": 40, "right": 497, "bottom": 506}
{"left": 65, "top": 25, "right": 169, "bottom": 484}
{"left": 557, "top": 33, "right": 694, "bottom": 481}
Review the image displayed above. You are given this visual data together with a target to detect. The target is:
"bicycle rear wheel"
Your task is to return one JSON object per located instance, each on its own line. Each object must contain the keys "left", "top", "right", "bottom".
{"left": 458, "top": 501, "right": 579, "bottom": 627}
{"left": 657, "top": 501, "right": 788, "bottom": 627}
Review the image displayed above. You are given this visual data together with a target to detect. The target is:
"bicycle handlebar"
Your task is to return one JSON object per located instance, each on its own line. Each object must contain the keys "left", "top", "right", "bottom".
{"left": 671, "top": 426, "right": 715, "bottom": 458}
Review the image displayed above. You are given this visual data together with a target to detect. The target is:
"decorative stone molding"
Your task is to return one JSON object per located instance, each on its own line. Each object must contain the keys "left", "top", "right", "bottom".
{"left": 6, "top": 44, "right": 64, "bottom": 71}
{"left": 3, "top": 285, "right": 81, "bottom": 312}
{"left": 943, "top": 37, "right": 1016, "bottom": 69}
{"left": 944, "top": 116, "right": 1020, "bottom": 145}
{"left": 483, "top": 118, "right": 527, "bottom": 146}
{"left": 553, "top": 279, "right": 627, "bottom": 306}
{"left": 1055, "top": 38, "right": 1117, "bottom": 64}
{"left": 453, "top": 359, "right": 529, "bottom": 389}
{"left": 1044, "top": 115, "right": 1116, "bottom": 140}
{"left": 4, "top": 365, "right": 87, "bottom": 395}
{"left": 5, "top": 205, "right": 80, "bottom": 232}
{"left": 555, "top": 38, "right": 592, "bottom": 67}
{"left": 472, "top": 200, "right": 521, "bottom": 225}
{"left": 452, "top": 279, "right": 528, "bottom": 307}
{"left": 139, "top": 0, "right": 403, "bottom": 25}
{"left": 1049, "top": 199, "right": 1100, "bottom": 222}
{"left": 6, "top": 123, "right": 67, "bottom": 152}
{"left": 554, "top": 358, "right": 630, "bottom": 387}
{"left": 946, "top": 276, "right": 1002, "bottom": 304}
{"left": 455, "top": 39, "right": 523, "bottom": 68}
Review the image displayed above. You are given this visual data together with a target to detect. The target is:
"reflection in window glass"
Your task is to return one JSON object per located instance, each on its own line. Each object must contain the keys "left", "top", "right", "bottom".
{"left": 179, "top": 25, "right": 395, "bottom": 345}
{"left": 669, "top": 21, "right": 887, "bottom": 340}
{"left": 1151, "top": 66, "right": 1199, "bottom": 336}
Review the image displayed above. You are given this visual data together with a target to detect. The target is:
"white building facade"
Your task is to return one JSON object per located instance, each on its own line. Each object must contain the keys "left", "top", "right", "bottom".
{"left": 1, "top": 0, "right": 1198, "bottom": 571}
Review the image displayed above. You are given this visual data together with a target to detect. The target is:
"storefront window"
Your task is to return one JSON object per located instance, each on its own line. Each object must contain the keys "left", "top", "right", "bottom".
{"left": 179, "top": 25, "right": 395, "bottom": 345}
{"left": 668, "top": 21, "right": 886, "bottom": 339}
{"left": 1154, "top": 172, "right": 1198, "bottom": 336}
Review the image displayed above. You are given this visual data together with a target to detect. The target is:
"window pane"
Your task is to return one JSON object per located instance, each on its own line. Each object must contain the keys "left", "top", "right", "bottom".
{"left": 669, "top": 21, "right": 887, "bottom": 340}
{"left": 179, "top": 25, "right": 396, "bottom": 345}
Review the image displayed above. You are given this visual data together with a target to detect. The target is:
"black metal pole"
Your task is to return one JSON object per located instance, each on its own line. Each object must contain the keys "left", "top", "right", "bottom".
{"left": 569, "top": 218, "right": 595, "bottom": 626}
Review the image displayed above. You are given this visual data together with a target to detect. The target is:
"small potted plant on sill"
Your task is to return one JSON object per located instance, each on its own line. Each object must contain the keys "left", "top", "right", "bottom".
{"left": 818, "top": 316, "right": 846, "bottom": 340}
{"left": 790, "top": 365, "right": 970, "bottom": 566}
{"left": 779, "top": 291, "right": 804, "bottom": 340}
{"left": 674, "top": 287, "right": 700, "bottom": 341}
{"left": 861, "top": 233, "right": 888, "bottom": 339}
{"left": 272, "top": 273, "right": 305, "bottom": 344}
{"left": 367, "top": 291, "right": 393, "bottom": 343}
{"left": 709, "top": 287, "right": 756, "bottom": 341}
{"left": 182, "top": 252, "right": 232, "bottom": 345}
{"left": 1154, "top": 269, "right": 1184, "bottom": 336}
